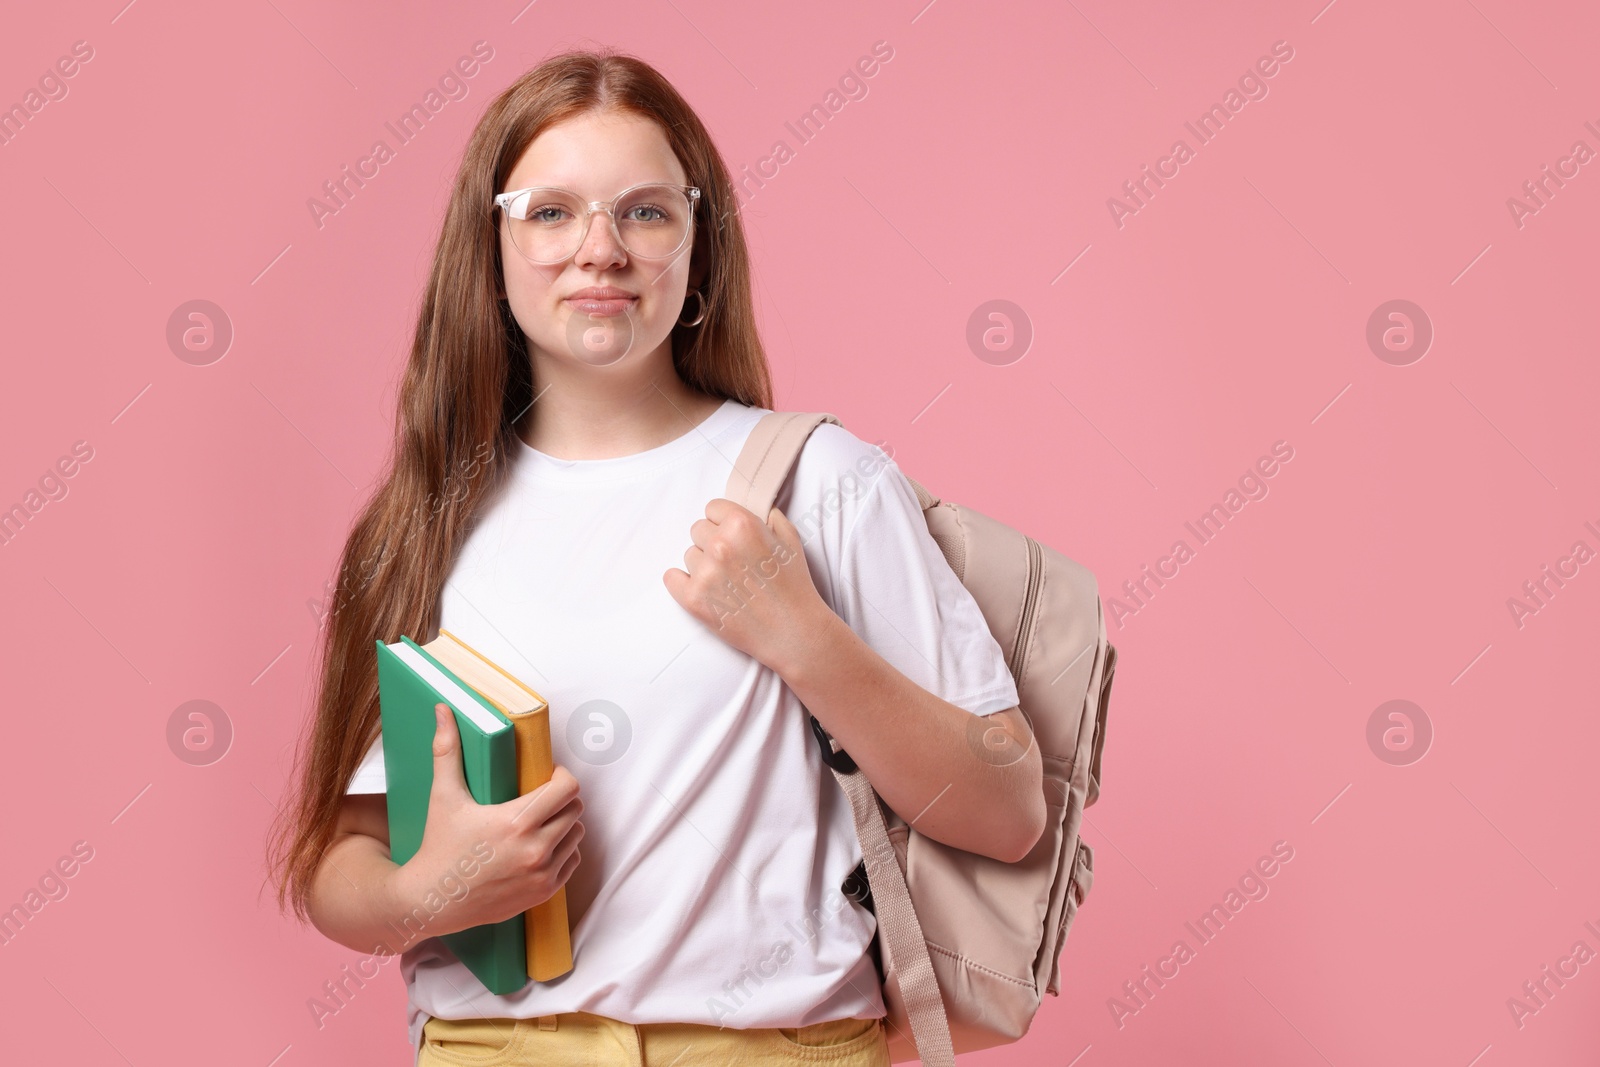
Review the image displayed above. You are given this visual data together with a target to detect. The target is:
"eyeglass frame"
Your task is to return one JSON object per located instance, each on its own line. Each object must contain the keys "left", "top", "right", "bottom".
{"left": 492, "top": 181, "right": 702, "bottom": 263}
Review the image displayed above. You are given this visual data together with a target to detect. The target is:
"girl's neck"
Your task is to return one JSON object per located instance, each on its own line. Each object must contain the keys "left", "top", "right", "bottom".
{"left": 518, "top": 348, "right": 724, "bottom": 461}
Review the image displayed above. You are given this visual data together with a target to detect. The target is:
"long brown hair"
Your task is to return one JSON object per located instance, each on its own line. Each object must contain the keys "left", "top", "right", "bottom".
{"left": 268, "top": 47, "right": 774, "bottom": 919}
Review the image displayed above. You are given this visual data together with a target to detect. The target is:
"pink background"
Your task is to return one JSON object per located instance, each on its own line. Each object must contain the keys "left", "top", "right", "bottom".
{"left": 1, "top": 1, "right": 1596, "bottom": 1064}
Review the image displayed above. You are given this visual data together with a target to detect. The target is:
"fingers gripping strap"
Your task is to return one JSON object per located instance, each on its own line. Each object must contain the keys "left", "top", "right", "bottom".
{"left": 831, "top": 765, "right": 956, "bottom": 1067}
{"left": 723, "top": 411, "right": 842, "bottom": 517}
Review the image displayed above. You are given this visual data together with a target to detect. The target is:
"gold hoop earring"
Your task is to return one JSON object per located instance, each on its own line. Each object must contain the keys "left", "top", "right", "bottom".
{"left": 677, "top": 288, "right": 706, "bottom": 328}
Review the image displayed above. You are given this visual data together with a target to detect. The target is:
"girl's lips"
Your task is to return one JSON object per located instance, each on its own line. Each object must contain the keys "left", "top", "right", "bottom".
{"left": 565, "top": 297, "right": 636, "bottom": 316}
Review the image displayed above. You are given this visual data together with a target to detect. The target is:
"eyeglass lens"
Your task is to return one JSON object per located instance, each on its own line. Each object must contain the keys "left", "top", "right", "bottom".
{"left": 506, "top": 185, "right": 693, "bottom": 263}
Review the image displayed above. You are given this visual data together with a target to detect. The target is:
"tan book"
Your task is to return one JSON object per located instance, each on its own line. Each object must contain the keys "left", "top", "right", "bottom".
{"left": 424, "top": 628, "right": 574, "bottom": 982}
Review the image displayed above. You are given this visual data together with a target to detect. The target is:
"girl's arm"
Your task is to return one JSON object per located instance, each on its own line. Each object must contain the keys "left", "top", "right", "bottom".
{"left": 306, "top": 793, "right": 429, "bottom": 954}
{"left": 772, "top": 612, "right": 1045, "bottom": 864}
{"left": 306, "top": 706, "right": 586, "bottom": 954}
{"left": 665, "top": 501, "right": 1047, "bottom": 864}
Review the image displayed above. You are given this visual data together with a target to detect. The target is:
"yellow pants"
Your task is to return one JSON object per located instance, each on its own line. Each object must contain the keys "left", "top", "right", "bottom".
{"left": 419, "top": 1010, "right": 890, "bottom": 1066}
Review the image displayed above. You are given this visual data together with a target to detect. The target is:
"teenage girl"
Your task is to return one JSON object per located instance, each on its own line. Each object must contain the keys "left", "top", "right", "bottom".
{"left": 269, "top": 48, "right": 1044, "bottom": 1067}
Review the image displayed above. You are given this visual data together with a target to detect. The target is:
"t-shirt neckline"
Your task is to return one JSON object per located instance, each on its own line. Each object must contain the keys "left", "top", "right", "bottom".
{"left": 513, "top": 398, "right": 752, "bottom": 485}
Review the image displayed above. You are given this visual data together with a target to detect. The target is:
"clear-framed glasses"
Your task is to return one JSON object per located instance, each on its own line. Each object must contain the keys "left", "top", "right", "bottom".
{"left": 493, "top": 182, "right": 701, "bottom": 264}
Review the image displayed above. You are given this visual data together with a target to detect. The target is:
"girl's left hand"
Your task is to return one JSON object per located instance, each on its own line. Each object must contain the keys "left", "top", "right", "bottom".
{"left": 663, "top": 498, "right": 830, "bottom": 674}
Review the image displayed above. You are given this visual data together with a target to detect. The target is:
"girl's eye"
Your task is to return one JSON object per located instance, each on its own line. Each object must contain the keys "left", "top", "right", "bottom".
{"left": 529, "top": 205, "right": 571, "bottom": 223}
{"left": 624, "top": 204, "right": 668, "bottom": 223}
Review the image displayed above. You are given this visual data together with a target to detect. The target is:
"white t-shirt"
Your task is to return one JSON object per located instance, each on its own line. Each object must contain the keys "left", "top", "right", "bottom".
{"left": 346, "top": 398, "right": 1019, "bottom": 1048}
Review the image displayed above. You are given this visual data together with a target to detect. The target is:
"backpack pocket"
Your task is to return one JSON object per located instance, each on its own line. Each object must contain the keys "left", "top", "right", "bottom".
{"left": 1045, "top": 838, "right": 1095, "bottom": 996}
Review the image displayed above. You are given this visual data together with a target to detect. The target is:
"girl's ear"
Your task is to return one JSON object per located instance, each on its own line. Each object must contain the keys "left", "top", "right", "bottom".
{"left": 686, "top": 212, "right": 712, "bottom": 293}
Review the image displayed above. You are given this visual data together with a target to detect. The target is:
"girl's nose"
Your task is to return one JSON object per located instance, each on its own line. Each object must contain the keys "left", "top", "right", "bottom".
{"left": 573, "top": 209, "right": 627, "bottom": 267}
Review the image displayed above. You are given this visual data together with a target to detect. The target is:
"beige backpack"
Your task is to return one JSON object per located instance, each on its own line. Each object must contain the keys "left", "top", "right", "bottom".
{"left": 724, "top": 411, "right": 1117, "bottom": 1066}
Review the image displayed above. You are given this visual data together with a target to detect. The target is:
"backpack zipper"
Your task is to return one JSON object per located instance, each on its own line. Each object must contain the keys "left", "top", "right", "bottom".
{"left": 1009, "top": 536, "right": 1043, "bottom": 679}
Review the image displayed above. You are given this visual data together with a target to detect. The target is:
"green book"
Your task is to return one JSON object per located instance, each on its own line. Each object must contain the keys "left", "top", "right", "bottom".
{"left": 375, "top": 635, "right": 528, "bottom": 995}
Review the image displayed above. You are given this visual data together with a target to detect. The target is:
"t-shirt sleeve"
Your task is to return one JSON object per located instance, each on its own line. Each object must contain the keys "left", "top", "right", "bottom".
{"left": 813, "top": 445, "right": 1019, "bottom": 718}
{"left": 347, "top": 734, "right": 387, "bottom": 794}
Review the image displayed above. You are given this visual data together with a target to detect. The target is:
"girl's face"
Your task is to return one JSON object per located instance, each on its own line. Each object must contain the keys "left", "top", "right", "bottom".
{"left": 498, "top": 110, "right": 698, "bottom": 370}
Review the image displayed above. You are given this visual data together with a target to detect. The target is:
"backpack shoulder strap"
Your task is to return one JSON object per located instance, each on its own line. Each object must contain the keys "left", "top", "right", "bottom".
{"left": 831, "top": 762, "right": 956, "bottom": 1067}
{"left": 723, "top": 411, "right": 842, "bottom": 517}
{"left": 722, "top": 410, "right": 959, "bottom": 1067}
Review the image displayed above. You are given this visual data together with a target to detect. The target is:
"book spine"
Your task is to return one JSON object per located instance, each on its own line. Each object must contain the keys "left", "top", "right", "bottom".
{"left": 511, "top": 710, "right": 575, "bottom": 981}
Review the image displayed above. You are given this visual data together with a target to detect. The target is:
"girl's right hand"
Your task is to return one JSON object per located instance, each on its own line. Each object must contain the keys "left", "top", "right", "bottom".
{"left": 391, "top": 703, "right": 584, "bottom": 936}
